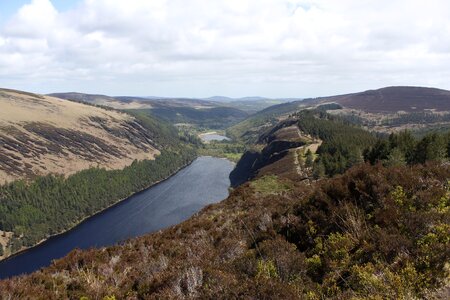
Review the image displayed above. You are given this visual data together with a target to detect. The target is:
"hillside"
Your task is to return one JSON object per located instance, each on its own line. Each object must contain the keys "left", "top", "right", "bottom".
{"left": 320, "top": 86, "right": 450, "bottom": 113}
{"left": 47, "top": 92, "right": 151, "bottom": 110}
{"left": 0, "top": 89, "right": 160, "bottom": 183}
{"left": 0, "top": 88, "right": 198, "bottom": 261}
{"left": 0, "top": 163, "right": 447, "bottom": 299}
{"left": 230, "top": 110, "right": 377, "bottom": 185}
{"left": 51, "top": 93, "right": 249, "bottom": 129}
{"left": 228, "top": 86, "right": 450, "bottom": 142}
{"left": 204, "top": 97, "right": 291, "bottom": 114}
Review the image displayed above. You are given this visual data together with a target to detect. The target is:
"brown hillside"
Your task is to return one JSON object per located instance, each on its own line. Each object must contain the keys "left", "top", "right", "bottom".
{"left": 48, "top": 92, "right": 152, "bottom": 109}
{"left": 320, "top": 86, "right": 450, "bottom": 113}
{"left": 0, "top": 89, "right": 159, "bottom": 183}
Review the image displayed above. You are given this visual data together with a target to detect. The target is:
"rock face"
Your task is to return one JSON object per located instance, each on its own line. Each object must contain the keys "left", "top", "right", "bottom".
{"left": 0, "top": 88, "right": 159, "bottom": 183}
{"left": 230, "top": 121, "right": 305, "bottom": 187}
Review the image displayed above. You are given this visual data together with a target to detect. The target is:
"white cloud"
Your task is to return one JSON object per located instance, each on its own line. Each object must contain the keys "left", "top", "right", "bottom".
{"left": 0, "top": 0, "right": 449, "bottom": 97}
{"left": 3, "top": 0, "right": 58, "bottom": 38}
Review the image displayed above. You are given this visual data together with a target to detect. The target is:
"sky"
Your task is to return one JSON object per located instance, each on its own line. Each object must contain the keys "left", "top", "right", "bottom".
{"left": 0, "top": 0, "right": 449, "bottom": 98}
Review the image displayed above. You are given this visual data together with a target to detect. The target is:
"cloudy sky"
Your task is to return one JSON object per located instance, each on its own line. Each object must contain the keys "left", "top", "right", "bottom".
{"left": 0, "top": 0, "right": 449, "bottom": 98}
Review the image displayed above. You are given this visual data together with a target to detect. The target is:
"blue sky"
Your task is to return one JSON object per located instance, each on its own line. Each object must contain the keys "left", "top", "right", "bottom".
{"left": 0, "top": 0, "right": 77, "bottom": 23}
{"left": 0, "top": 0, "right": 449, "bottom": 98}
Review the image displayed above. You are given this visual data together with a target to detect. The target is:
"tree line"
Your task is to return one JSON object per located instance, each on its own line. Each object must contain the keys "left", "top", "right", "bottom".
{"left": 364, "top": 130, "right": 450, "bottom": 166}
{"left": 293, "top": 110, "right": 377, "bottom": 177}
{"left": 292, "top": 110, "right": 450, "bottom": 178}
{"left": 0, "top": 149, "right": 196, "bottom": 252}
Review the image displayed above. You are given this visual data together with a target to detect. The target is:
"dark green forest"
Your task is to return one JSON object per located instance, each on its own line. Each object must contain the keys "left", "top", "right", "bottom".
{"left": 364, "top": 130, "right": 450, "bottom": 165}
{"left": 0, "top": 150, "right": 196, "bottom": 251}
{"left": 292, "top": 110, "right": 450, "bottom": 178}
{"left": 293, "top": 110, "right": 377, "bottom": 177}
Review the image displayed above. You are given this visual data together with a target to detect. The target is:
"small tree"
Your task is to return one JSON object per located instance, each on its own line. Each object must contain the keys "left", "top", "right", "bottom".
{"left": 386, "top": 147, "right": 406, "bottom": 166}
{"left": 347, "top": 148, "right": 364, "bottom": 168}
{"left": 313, "top": 161, "right": 325, "bottom": 179}
{"left": 305, "top": 149, "right": 314, "bottom": 168}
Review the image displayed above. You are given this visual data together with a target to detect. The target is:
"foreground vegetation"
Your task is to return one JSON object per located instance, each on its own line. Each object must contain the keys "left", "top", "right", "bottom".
{"left": 1, "top": 163, "right": 447, "bottom": 299}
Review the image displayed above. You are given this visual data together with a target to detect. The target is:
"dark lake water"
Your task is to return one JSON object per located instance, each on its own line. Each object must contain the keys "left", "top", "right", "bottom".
{"left": 0, "top": 156, "right": 234, "bottom": 279}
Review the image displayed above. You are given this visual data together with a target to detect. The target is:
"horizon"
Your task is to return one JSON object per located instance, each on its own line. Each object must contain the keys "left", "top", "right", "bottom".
{"left": 1, "top": 1, "right": 450, "bottom": 98}
{"left": 22, "top": 84, "right": 450, "bottom": 100}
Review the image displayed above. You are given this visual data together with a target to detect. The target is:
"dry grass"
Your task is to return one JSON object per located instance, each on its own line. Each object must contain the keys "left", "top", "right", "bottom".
{"left": 0, "top": 230, "right": 13, "bottom": 259}
{"left": 0, "top": 89, "right": 159, "bottom": 183}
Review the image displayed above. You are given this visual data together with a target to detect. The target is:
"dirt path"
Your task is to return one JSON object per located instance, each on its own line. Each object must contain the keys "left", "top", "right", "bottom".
{"left": 292, "top": 128, "right": 322, "bottom": 176}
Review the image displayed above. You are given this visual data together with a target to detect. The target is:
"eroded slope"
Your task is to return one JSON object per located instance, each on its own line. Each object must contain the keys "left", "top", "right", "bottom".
{"left": 0, "top": 89, "right": 159, "bottom": 183}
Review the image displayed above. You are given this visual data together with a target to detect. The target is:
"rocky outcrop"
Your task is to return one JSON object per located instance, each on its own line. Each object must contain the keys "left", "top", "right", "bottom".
{"left": 230, "top": 122, "right": 305, "bottom": 187}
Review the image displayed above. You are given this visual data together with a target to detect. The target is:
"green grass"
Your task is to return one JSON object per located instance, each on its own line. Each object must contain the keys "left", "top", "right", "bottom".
{"left": 197, "top": 140, "right": 246, "bottom": 162}
{"left": 250, "top": 175, "right": 291, "bottom": 195}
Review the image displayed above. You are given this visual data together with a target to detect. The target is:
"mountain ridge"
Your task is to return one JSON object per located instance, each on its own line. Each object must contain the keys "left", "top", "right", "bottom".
{"left": 312, "top": 86, "right": 450, "bottom": 112}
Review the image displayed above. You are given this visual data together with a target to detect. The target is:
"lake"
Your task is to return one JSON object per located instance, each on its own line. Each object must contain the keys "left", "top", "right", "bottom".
{"left": 0, "top": 156, "right": 234, "bottom": 279}
{"left": 199, "top": 132, "right": 231, "bottom": 142}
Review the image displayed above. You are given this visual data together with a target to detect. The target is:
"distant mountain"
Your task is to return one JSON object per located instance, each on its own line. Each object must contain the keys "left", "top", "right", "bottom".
{"left": 49, "top": 92, "right": 153, "bottom": 109}
{"left": 116, "top": 96, "right": 218, "bottom": 108}
{"left": 257, "top": 86, "right": 450, "bottom": 116}
{"left": 228, "top": 86, "right": 450, "bottom": 141}
{"left": 203, "top": 96, "right": 235, "bottom": 102}
{"left": 51, "top": 93, "right": 250, "bottom": 129}
{"left": 49, "top": 92, "right": 116, "bottom": 103}
{"left": 203, "top": 96, "right": 275, "bottom": 102}
{"left": 202, "top": 96, "right": 293, "bottom": 114}
{"left": 136, "top": 106, "right": 249, "bottom": 129}
{"left": 313, "top": 86, "right": 450, "bottom": 113}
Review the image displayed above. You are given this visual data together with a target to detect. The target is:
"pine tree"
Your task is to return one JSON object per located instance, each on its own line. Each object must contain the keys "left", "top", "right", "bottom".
{"left": 386, "top": 147, "right": 406, "bottom": 166}
{"left": 305, "top": 149, "right": 314, "bottom": 168}
{"left": 312, "top": 161, "right": 325, "bottom": 179}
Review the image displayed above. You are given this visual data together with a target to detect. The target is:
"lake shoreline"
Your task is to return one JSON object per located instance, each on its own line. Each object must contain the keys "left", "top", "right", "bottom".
{"left": 198, "top": 132, "right": 231, "bottom": 143}
{"left": 0, "top": 157, "right": 197, "bottom": 264}
{"left": 0, "top": 156, "right": 234, "bottom": 280}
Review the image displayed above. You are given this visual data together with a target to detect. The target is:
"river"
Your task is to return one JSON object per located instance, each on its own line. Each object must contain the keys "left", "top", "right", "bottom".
{"left": 0, "top": 156, "right": 234, "bottom": 279}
